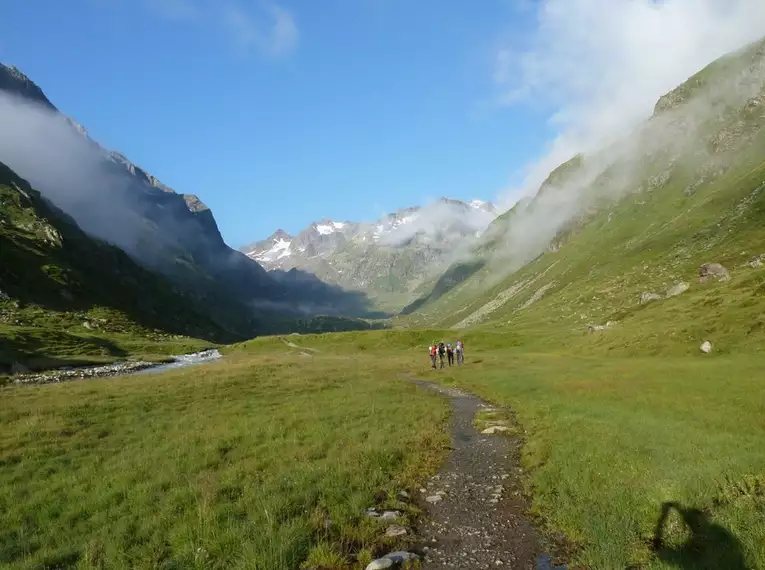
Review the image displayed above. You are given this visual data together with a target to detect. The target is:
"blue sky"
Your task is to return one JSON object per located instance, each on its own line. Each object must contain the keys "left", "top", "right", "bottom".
{"left": 2, "top": 0, "right": 557, "bottom": 247}
{"left": 5, "top": 1, "right": 764, "bottom": 248}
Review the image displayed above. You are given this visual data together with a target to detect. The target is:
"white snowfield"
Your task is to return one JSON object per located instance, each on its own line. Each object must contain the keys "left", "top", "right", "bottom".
{"left": 253, "top": 237, "right": 292, "bottom": 262}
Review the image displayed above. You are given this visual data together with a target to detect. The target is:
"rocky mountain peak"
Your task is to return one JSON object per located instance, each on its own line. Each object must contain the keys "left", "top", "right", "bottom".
{"left": 183, "top": 194, "right": 210, "bottom": 213}
{"left": 240, "top": 197, "right": 502, "bottom": 307}
{"left": 0, "top": 63, "right": 55, "bottom": 110}
{"left": 307, "top": 219, "right": 350, "bottom": 236}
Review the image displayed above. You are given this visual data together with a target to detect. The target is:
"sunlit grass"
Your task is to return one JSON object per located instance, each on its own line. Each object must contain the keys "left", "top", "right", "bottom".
{"left": 427, "top": 346, "right": 765, "bottom": 569}
{"left": 0, "top": 348, "right": 449, "bottom": 569}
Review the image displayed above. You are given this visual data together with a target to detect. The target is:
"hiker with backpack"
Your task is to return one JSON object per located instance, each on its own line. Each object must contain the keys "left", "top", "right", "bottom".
{"left": 438, "top": 342, "right": 446, "bottom": 368}
{"left": 446, "top": 343, "right": 455, "bottom": 366}
{"left": 429, "top": 344, "right": 438, "bottom": 369}
{"left": 455, "top": 339, "right": 464, "bottom": 365}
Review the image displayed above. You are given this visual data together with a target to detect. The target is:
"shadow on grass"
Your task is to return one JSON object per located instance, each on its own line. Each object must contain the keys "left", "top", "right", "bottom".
{"left": 652, "top": 502, "right": 746, "bottom": 570}
{"left": 0, "top": 331, "right": 129, "bottom": 373}
{"left": 400, "top": 260, "right": 486, "bottom": 316}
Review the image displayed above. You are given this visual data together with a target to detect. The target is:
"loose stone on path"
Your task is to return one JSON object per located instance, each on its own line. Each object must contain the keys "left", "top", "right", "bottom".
{"left": 385, "top": 525, "right": 408, "bottom": 538}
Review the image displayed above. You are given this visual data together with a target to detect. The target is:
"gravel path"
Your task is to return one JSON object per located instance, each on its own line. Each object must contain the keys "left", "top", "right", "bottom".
{"left": 407, "top": 377, "right": 568, "bottom": 570}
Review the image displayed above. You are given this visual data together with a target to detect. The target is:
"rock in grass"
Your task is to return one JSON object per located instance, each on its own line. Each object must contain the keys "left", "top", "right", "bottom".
{"left": 384, "top": 551, "right": 419, "bottom": 564}
{"left": 640, "top": 292, "right": 663, "bottom": 304}
{"left": 365, "top": 558, "right": 394, "bottom": 570}
{"left": 587, "top": 321, "right": 617, "bottom": 333}
{"left": 380, "top": 510, "right": 402, "bottom": 520}
{"left": 666, "top": 282, "right": 689, "bottom": 298}
{"left": 482, "top": 426, "right": 510, "bottom": 435}
{"left": 366, "top": 508, "right": 400, "bottom": 520}
{"left": 700, "top": 341, "right": 713, "bottom": 354}
{"left": 699, "top": 263, "right": 730, "bottom": 283}
{"left": 385, "top": 524, "right": 408, "bottom": 537}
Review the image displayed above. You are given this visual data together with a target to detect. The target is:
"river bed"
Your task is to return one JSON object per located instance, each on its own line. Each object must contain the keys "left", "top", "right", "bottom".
{"left": 11, "top": 349, "right": 223, "bottom": 385}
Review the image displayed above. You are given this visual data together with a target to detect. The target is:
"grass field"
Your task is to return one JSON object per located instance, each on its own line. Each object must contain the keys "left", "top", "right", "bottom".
{"left": 0, "top": 339, "right": 449, "bottom": 570}
{"left": 2, "top": 328, "right": 764, "bottom": 569}
{"left": 235, "top": 331, "right": 765, "bottom": 568}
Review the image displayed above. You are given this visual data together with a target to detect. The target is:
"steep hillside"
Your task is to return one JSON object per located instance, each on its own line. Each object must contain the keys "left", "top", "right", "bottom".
{"left": 404, "top": 37, "right": 765, "bottom": 354}
{"left": 0, "top": 64, "right": 281, "bottom": 305}
{"left": 242, "top": 198, "right": 499, "bottom": 311}
{"left": 0, "top": 63, "right": 386, "bottom": 324}
{"left": 0, "top": 161, "right": 237, "bottom": 370}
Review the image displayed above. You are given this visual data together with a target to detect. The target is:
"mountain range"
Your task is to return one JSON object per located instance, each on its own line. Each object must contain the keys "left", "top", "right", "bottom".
{"left": 241, "top": 199, "right": 500, "bottom": 311}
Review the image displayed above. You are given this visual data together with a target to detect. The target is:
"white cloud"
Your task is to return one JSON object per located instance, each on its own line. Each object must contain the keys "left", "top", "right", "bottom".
{"left": 224, "top": 3, "right": 299, "bottom": 58}
{"left": 494, "top": 0, "right": 765, "bottom": 206}
{"left": 119, "top": 0, "right": 299, "bottom": 58}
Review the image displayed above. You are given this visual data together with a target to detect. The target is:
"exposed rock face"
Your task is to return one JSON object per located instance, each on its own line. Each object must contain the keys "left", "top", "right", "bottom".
{"left": 0, "top": 65, "right": 55, "bottom": 110}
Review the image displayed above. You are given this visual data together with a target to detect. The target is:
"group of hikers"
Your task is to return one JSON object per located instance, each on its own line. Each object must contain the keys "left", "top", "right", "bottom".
{"left": 428, "top": 340, "right": 465, "bottom": 369}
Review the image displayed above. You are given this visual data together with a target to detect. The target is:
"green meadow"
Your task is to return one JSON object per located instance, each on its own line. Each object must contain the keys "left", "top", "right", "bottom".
{"left": 2, "top": 329, "right": 764, "bottom": 569}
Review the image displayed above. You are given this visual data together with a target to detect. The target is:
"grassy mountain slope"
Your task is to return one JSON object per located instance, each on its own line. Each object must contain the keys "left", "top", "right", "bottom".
{"left": 404, "top": 38, "right": 765, "bottom": 356}
{"left": 0, "top": 161, "right": 238, "bottom": 370}
{"left": 307, "top": 240, "right": 452, "bottom": 313}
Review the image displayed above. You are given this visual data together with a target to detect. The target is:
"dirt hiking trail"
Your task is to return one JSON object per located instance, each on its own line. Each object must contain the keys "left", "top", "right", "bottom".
{"left": 406, "top": 377, "right": 569, "bottom": 570}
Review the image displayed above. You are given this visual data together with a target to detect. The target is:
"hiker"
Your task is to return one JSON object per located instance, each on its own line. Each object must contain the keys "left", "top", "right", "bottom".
{"left": 438, "top": 342, "right": 446, "bottom": 369}
{"left": 455, "top": 339, "right": 464, "bottom": 365}
{"left": 446, "top": 343, "right": 455, "bottom": 366}
{"left": 429, "top": 344, "right": 437, "bottom": 369}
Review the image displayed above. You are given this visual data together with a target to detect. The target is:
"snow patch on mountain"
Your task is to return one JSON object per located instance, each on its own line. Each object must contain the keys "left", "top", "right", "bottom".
{"left": 252, "top": 237, "right": 292, "bottom": 262}
{"left": 241, "top": 197, "right": 501, "bottom": 273}
{"left": 315, "top": 221, "right": 347, "bottom": 235}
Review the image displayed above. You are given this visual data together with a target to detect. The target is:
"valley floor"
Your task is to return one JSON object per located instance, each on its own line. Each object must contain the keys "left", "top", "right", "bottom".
{"left": 1, "top": 330, "right": 763, "bottom": 569}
